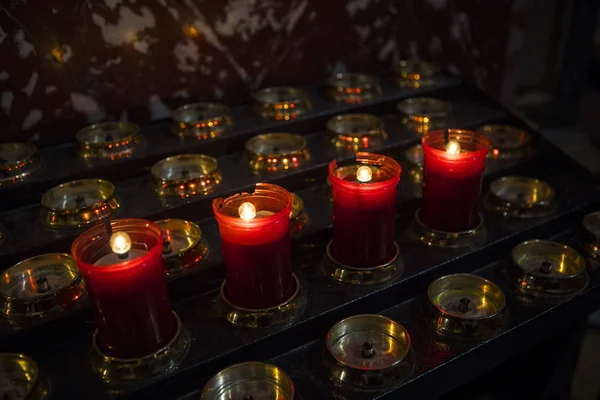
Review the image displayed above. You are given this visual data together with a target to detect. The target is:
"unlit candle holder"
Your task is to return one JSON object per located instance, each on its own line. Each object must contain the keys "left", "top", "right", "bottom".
{"left": 216, "top": 274, "right": 304, "bottom": 328}
{"left": 397, "top": 97, "right": 451, "bottom": 134}
{"left": 327, "top": 113, "right": 387, "bottom": 152}
{"left": 76, "top": 122, "right": 142, "bottom": 161}
{"left": 171, "top": 102, "right": 232, "bottom": 140}
{"left": 151, "top": 154, "right": 222, "bottom": 197}
{"left": 0, "top": 353, "right": 49, "bottom": 399}
{"left": 245, "top": 133, "right": 310, "bottom": 174}
{"left": 155, "top": 219, "right": 208, "bottom": 276}
{"left": 485, "top": 176, "right": 555, "bottom": 218}
{"left": 40, "top": 179, "right": 120, "bottom": 229}
{"left": 394, "top": 60, "right": 441, "bottom": 88}
{"left": 0, "top": 142, "right": 40, "bottom": 186}
{"left": 413, "top": 209, "right": 485, "bottom": 248}
{"left": 326, "top": 72, "right": 382, "bottom": 104}
{"left": 325, "top": 314, "right": 414, "bottom": 389}
{"left": 427, "top": 274, "right": 506, "bottom": 338}
{"left": 477, "top": 124, "right": 532, "bottom": 160}
{"left": 253, "top": 87, "right": 312, "bottom": 120}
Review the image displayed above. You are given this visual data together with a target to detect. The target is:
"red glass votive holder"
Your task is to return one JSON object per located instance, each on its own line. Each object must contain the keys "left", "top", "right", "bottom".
{"left": 328, "top": 153, "right": 401, "bottom": 279}
{"left": 420, "top": 129, "right": 490, "bottom": 233}
{"left": 213, "top": 183, "right": 295, "bottom": 311}
{"left": 72, "top": 219, "right": 175, "bottom": 358}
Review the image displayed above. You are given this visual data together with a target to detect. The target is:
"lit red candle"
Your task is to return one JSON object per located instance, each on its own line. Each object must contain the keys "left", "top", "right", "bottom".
{"left": 328, "top": 153, "right": 401, "bottom": 267}
{"left": 71, "top": 219, "right": 175, "bottom": 358}
{"left": 420, "top": 129, "right": 490, "bottom": 232}
{"left": 213, "top": 183, "right": 293, "bottom": 309}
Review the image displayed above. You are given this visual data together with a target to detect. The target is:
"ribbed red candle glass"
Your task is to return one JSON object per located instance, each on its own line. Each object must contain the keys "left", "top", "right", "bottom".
{"left": 213, "top": 183, "right": 293, "bottom": 309}
{"left": 329, "top": 153, "right": 401, "bottom": 267}
{"left": 421, "top": 129, "right": 490, "bottom": 232}
{"left": 71, "top": 219, "right": 175, "bottom": 358}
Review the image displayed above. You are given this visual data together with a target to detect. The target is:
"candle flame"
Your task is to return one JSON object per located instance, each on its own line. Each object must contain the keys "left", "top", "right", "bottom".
{"left": 110, "top": 232, "right": 132, "bottom": 255}
{"left": 446, "top": 140, "right": 461, "bottom": 155}
{"left": 238, "top": 202, "right": 256, "bottom": 220}
{"left": 356, "top": 166, "right": 372, "bottom": 183}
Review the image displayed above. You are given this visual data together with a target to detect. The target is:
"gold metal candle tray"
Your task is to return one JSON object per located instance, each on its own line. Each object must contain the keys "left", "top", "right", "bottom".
{"left": 201, "top": 362, "right": 295, "bottom": 400}
{"left": 151, "top": 154, "right": 222, "bottom": 197}
{"left": 413, "top": 209, "right": 485, "bottom": 248}
{"left": 155, "top": 219, "right": 208, "bottom": 276}
{"left": 76, "top": 122, "right": 142, "bottom": 160}
{"left": 246, "top": 133, "right": 310, "bottom": 174}
{"left": 0, "top": 353, "right": 49, "bottom": 400}
{"left": 427, "top": 274, "right": 506, "bottom": 338}
{"left": 511, "top": 240, "right": 588, "bottom": 296}
{"left": 405, "top": 144, "right": 424, "bottom": 185}
{"left": 325, "top": 314, "right": 412, "bottom": 388}
{"left": 289, "top": 193, "right": 308, "bottom": 235}
{"left": 171, "top": 102, "right": 232, "bottom": 140}
{"left": 0, "top": 142, "right": 40, "bottom": 186}
{"left": 397, "top": 97, "right": 451, "bottom": 134}
{"left": 0, "top": 254, "right": 86, "bottom": 323}
{"left": 394, "top": 60, "right": 441, "bottom": 88}
{"left": 91, "top": 311, "right": 189, "bottom": 383}
{"left": 217, "top": 274, "right": 303, "bottom": 328}
{"left": 253, "top": 87, "right": 312, "bottom": 120}
{"left": 478, "top": 125, "right": 532, "bottom": 159}
{"left": 41, "top": 179, "right": 120, "bottom": 229}
{"left": 326, "top": 72, "right": 382, "bottom": 104}
{"left": 486, "top": 176, "right": 555, "bottom": 218}
{"left": 581, "top": 211, "right": 600, "bottom": 259}
{"left": 327, "top": 113, "right": 388, "bottom": 152}
{"left": 324, "top": 241, "right": 401, "bottom": 285}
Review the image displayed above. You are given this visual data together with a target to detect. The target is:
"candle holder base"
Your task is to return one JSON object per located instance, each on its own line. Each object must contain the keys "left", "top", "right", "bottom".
{"left": 324, "top": 241, "right": 402, "bottom": 285}
{"left": 217, "top": 274, "right": 304, "bottom": 328}
{"left": 91, "top": 311, "right": 190, "bottom": 384}
{"left": 413, "top": 209, "right": 485, "bottom": 248}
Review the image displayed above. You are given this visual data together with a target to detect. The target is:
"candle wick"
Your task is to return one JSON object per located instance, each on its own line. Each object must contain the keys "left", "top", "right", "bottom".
{"left": 117, "top": 251, "right": 130, "bottom": 261}
{"left": 362, "top": 340, "right": 376, "bottom": 358}
{"left": 162, "top": 238, "right": 172, "bottom": 254}
{"left": 458, "top": 297, "right": 472, "bottom": 313}
{"left": 104, "top": 220, "right": 113, "bottom": 238}
{"left": 35, "top": 275, "right": 51, "bottom": 293}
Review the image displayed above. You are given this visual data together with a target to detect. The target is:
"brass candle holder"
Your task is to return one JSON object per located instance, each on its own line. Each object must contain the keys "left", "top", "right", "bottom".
{"left": 325, "top": 314, "right": 413, "bottom": 388}
{"left": 0, "top": 142, "right": 40, "bottom": 186}
{"left": 151, "top": 154, "right": 222, "bottom": 197}
{"left": 413, "top": 209, "right": 485, "bottom": 248}
{"left": 405, "top": 144, "right": 424, "bottom": 185}
{"left": 246, "top": 133, "right": 310, "bottom": 174}
{"left": 289, "top": 193, "right": 309, "bottom": 235}
{"left": 0, "top": 254, "right": 86, "bottom": 326}
{"left": 427, "top": 274, "right": 506, "bottom": 338}
{"left": 581, "top": 211, "right": 600, "bottom": 259}
{"left": 485, "top": 176, "right": 554, "bottom": 218}
{"left": 327, "top": 113, "right": 387, "bottom": 152}
{"left": 91, "top": 311, "right": 190, "bottom": 383}
{"left": 477, "top": 125, "right": 532, "bottom": 159}
{"left": 171, "top": 102, "right": 232, "bottom": 140}
{"left": 76, "top": 122, "right": 142, "bottom": 160}
{"left": 326, "top": 72, "right": 382, "bottom": 104}
{"left": 201, "top": 362, "right": 295, "bottom": 400}
{"left": 253, "top": 87, "right": 312, "bottom": 120}
{"left": 397, "top": 97, "right": 451, "bottom": 134}
{"left": 394, "top": 60, "right": 441, "bottom": 88}
{"left": 217, "top": 274, "right": 304, "bottom": 328}
{"left": 510, "top": 240, "right": 588, "bottom": 296}
{"left": 0, "top": 353, "right": 49, "bottom": 399}
{"left": 41, "top": 179, "right": 120, "bottom": 229}
{"left": 155, "top": 219, "right": 208, "bottom": 276}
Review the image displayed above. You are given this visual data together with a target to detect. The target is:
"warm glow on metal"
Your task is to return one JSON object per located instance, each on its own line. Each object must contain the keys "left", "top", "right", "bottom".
{"left": 110, "top": 232, "right": 132, "bottom": 255}
{"left": 238, "top": 202, "right": 256, "bottom": 220}
{"left": 446, "top": 140, "right": 461, "bottom": 155}
{"left": 356, "top": 166, "right": 372, "bottom": 183}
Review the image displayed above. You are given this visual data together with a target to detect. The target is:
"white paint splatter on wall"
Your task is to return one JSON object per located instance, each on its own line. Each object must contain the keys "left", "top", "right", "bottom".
{"left": 173, "top": 38, "right": 199, "bottom": 72}
{"left": 91, "top": 6, "right": 156, "bottom": 50}
{"left": 148, "top": 95, "right": 170, "bottom": 120}
{"left": 424, "top": 0, "right": 447, "bottom": 11}
{"left": 287, "top": 0, "right": 308, "bottom": 33}
{"left": 0, "top": 72, "right": 9, "bottom": 80}
{"left": 71, "top": 93, "right": 106, "bottom": 123}
{"left": 347, "top": 0, "right": 370, "bottom": 17}
{"left": 22, "top": 72, "right": 38, "bottom": 97}
{"left": 46, "top": 86, "right": 57, "bottom": 94}
{"left": 22, "top": 109, "right": 42, "bottom": 130}
{"left": 14, "top": 30, "right": 35, "bottom": 58}
{"left": 1, "top": 92, "right": 13, "bottom": 114}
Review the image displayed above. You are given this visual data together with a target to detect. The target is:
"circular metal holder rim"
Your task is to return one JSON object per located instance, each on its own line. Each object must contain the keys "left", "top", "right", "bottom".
{"left": 427, "top": 273, "right": 507, "bottom": 321}
{"left": 0, "top": 254, "right": 87, "bottom": 320}
{"left": 395, "top": 60, "right": 440, "bottom": 75}
{"left": 0, "top": 353, "right": 49, "bottom": 399}
{"left": 246, "top": 133, "right": 310, "bottom": 173}
{"left": 582, "top": 211, "right": 600, "bottom": 258}
{"left": 478, "top": 125, "right": 532, "bottom": 157}
{"left": 75, "top": 122, "right": 141, "bottom": 159}
{"left": 201, "top": 361, "right": 295, "bottom": 400}
{"left": 218, "top": 274, "right": 302, "bottom": 328}
{"left": 397, "top": 97, "right": 451, "bottom": 116}
{"left": 413, "top": 209, "right": 485, "bottom": 248}
{"left": 486, "top": 176, "right": 555, "bottom": 218}
{"left": 290, "top": 193, "right": 305, "bottom": 220}
{"left": 155, "top": 219, "right": 209, "bottom": 276}
{"left": 327, "top": 114, "right": 385, "bottom": 135}
{"left": 41, "top": 179, "right": 116, "bottom": 211}
{"left": 253, "top": 87, "right": 309, "bottom": 104}
{"left": 171, "top": 102, "right": 232, "bottom": 138}
{"left": 325, "top": 241, "right": 401, "bottom": 285}
{"left": 151, "top": 155, "right": 222, "bottom": 197}
{"left": 326, "top": 73, "right": 381, "bottom": 102}
{"left": 91, "top": 311, "right": 189, "bottom": 383}
{"left": 326, "top": 314, "right": 411, "bottom": 370}
{"left": 512, "top": 239, "right": 586, "bottom": 279}
{"left": 151, "top": 154, "right": 219, "bottom": 181}
{"left": 0, "top": 142, "right": 40, "bottom": 184}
